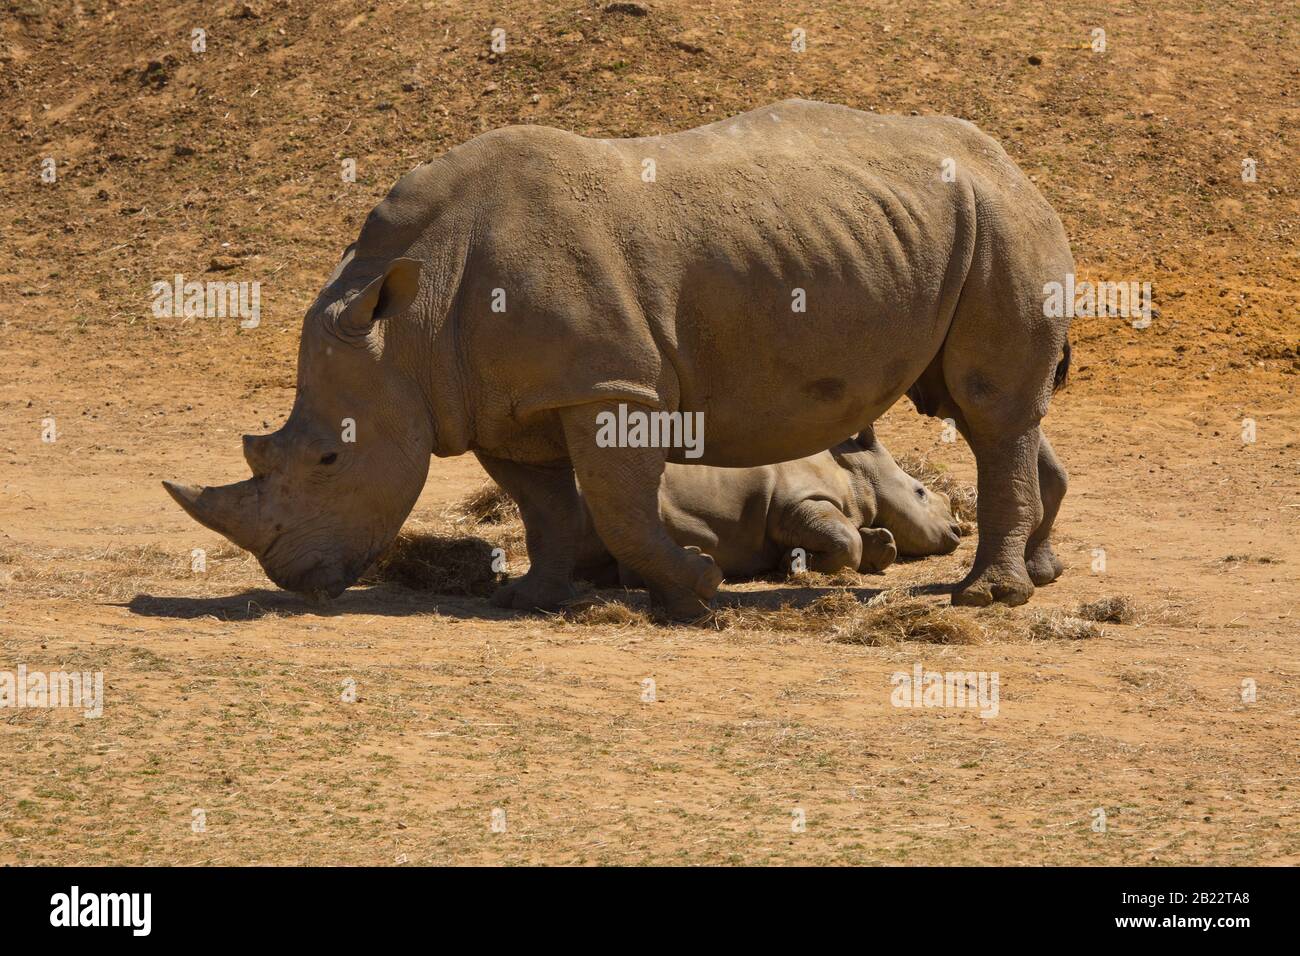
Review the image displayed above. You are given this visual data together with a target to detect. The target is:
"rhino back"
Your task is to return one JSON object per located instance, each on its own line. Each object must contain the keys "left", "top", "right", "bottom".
{"left": 380, "top": 101, "right": 1060, "bottom": 465}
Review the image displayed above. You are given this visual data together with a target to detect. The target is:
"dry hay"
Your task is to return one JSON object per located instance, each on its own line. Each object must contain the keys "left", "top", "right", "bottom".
{"left": 365, "top": 484, "right": 525, "bottom": 593}
{"left": 1025, "top": 609, "right": 1104, "bottom": 641}
{"left": 710, "top": 589, "right": 1115, "bottom": 645}
{"left": 783, "top": 567, "right": 868, "bottom": 587}
{"left": 550, "top": 594, "right": 652, "bottom": 629}
{"left": 0, "top": 541, "right": 253, "bottom": 601}
{"left": 444, "top": 482, "right": 520, "bottom": 526}
{"left": 363, "top": 524, "right": 505, "bottom": 595}
{"left": 851, "top": 592, "right": 987, "bottom": 645}
{"left": 1076, "top": 595, "right": 1139, "bottom": 624}
{"left": 1074, "top": 594, "right": 1195, "bottom": 628}
{"left": 710, "top": 589, "right": 988, "bottom": 645}
{"left": 373, "top": 487, "right": 1132, "bottom": 643}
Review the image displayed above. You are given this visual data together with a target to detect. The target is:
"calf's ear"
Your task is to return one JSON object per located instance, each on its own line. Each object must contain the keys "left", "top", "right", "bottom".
{"left": 336, "top": 257, "right": 422, "bottom": 338}
{"left": 853, "top": 428, "right": 879, "bottom": 450}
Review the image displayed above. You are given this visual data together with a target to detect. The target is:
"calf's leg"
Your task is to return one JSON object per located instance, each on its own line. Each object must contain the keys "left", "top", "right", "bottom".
{"left": 774, "top": 499, "right": 863, "bottom": 573}
{"left": 857, "top": 527, "right": 898, "bottom": 573}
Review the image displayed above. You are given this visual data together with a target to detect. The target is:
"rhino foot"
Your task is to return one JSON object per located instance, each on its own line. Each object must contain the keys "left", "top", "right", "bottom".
{"left": 490, "top": 572, "right": 576, "bottom": 612}
{"left": 648, "top": 550, "right": 723, "bottom": 623}
{"left": 952, "top": 568, "right": 1034, "bottom": 607}
{"left": 1025, "top": 543, "right": 1065, "bottom": 586}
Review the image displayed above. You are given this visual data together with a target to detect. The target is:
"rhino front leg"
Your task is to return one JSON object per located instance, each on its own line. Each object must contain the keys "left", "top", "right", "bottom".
{"left": 857, "top": 527, "right": 898, "bottom": 573}
{"left": 1024, "top": 429, "right": 1067, "bottom": 586}
{"left": 475, "top": 452, "right": 580, "bottom": 612}
{"left": 559, "top": 402, "right": 722, "bottom": 621}
{"left": 775, "top": 499, "right": 865, "bottom": 574}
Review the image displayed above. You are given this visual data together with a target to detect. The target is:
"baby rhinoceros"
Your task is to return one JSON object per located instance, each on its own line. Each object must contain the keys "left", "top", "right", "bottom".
{"left": 575, "top": 428, "right": 963, "bottom": 587}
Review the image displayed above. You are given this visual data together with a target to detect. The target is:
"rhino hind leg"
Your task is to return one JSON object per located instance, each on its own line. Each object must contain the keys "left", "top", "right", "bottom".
{"left": 950, "top": 423, "right": 1041, "bottom": 607}
{"left": 931, "top": 221, "right": 1072, "bottom": 607}
{"left": 560, "top": 402, "right": 722, "bottom": 622}
{"left": 475, "top": 452, "right": 581, "bottom": 612}
{"left": 1024, "top": 429, "right": 1067, "bottom": 586}
{"left": 937, "top": 364, "right": 1064, "bottom": 607}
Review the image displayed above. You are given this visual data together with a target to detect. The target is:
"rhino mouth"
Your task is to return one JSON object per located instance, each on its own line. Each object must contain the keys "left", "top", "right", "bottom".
{"left": 258, "top": 531, "right": 381, "bottom": 601}
{"left": 260, "top": 558, "right": 353, "bottom": 602}
{"left": 263, "top": 555, "right": 348, "bottom": 599}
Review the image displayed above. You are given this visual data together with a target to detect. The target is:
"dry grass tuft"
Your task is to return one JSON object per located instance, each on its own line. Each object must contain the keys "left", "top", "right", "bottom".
{"left": 1072, "top": 594, "right": 1195, "bottom": 628}
{"left": 785, "top": 567, "right": 868, "bottom": 587}
{"left": 893, "top": 453, "right": 977, "bottom": 531}
{"left": 1141, "top": 599, "right": 1196, "bottom": 627}
{"left": 366, "top": 484, "right": 529, "bottom": 594}
{"left": 850, "top": 592, "right": 986, "bottom": 645}
{"left": 709, "top": 589, "right": 986, "bottom": 645}
{"left": 1077, "top": 595, "right": 1139, "bottom": 624}
{"left": 1026, "top": 609, "right": 1103, "bottom": 641}
{"left": 707, "top": 589, "right": 862, "bottom": 633}
{"left": 445, "top": 482, "right": 520, "bottom": 526}
{"left": 363, "top": 530, "right": 504, "bottom": 595}
{"left": 551, "top": 596, "right": 652, "bottom": 628}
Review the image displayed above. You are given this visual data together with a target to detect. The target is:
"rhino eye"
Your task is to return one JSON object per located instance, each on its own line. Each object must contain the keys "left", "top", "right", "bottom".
{"left": 319, "top": 452, "right": 338, "bottom": 466}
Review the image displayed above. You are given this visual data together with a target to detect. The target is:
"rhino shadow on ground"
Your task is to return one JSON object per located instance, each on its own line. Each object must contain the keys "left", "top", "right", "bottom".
{"left": 121, "top": 585, "right": 520, "bottom": 622}
{"left": 121, "top": 577, "right": 958, "bottom": 624}
{"left": 120, "top": 522, "right": 959, "bottom": 623}
{"left": 123, "top": 532, "right": 514, "bottom": 621}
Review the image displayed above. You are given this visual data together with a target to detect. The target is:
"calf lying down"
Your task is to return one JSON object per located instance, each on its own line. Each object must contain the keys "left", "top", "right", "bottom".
{"left": 574, "top": 428, "right": 963, "bottom": 587}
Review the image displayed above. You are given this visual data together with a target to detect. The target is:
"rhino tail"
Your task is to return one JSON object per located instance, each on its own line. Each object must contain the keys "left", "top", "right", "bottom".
{"left": 1052, "top": 338, "right": 1071, "bottom": 393}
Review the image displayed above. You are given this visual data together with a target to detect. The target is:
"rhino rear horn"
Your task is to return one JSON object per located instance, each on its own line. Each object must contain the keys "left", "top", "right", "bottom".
{"left": 163, "top": 479, "right": 265, "bottom": 554}
{"left": 335, "top": 257, "right": 422, "bottom": 338}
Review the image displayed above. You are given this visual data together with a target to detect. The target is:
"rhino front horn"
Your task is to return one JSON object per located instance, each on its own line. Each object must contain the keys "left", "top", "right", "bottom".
{"left": 163, "top": 479, "right": 264, "bottom": 553}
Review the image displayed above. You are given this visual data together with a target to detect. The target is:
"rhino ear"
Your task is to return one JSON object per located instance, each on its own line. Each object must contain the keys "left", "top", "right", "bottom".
{"left": 336, "top": 257, "right": 422, "bottom": 338}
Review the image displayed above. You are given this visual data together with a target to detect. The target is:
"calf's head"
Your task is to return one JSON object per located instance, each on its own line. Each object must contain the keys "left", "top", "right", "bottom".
{"left": 164, "top": 257, "right": 431, "bottom": 600}
{"left": 836, "top": 430, "right": 962, "bottom": 557}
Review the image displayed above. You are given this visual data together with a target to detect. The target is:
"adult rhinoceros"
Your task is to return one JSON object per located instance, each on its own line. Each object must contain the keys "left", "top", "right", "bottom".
{"left": 166, "top": 99, "right": 1072, "bottom": 619}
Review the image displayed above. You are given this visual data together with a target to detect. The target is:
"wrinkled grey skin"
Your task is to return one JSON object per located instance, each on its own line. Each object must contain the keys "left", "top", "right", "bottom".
{"left": 574, "top": 428, "right": 962, "bottom": 585}
{"left": 166, "top": 99, "right": 1071, "bottom": 617}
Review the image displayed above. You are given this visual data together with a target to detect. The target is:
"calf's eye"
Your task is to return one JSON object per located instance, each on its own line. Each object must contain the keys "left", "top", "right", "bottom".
{"left": 320, "top": 452, "right": 338, "bottom": 465}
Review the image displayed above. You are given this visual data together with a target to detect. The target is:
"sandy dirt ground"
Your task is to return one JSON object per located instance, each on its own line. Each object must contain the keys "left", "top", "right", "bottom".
{"left": 1, "top": 0, "right": 1296, "bottom": 865}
